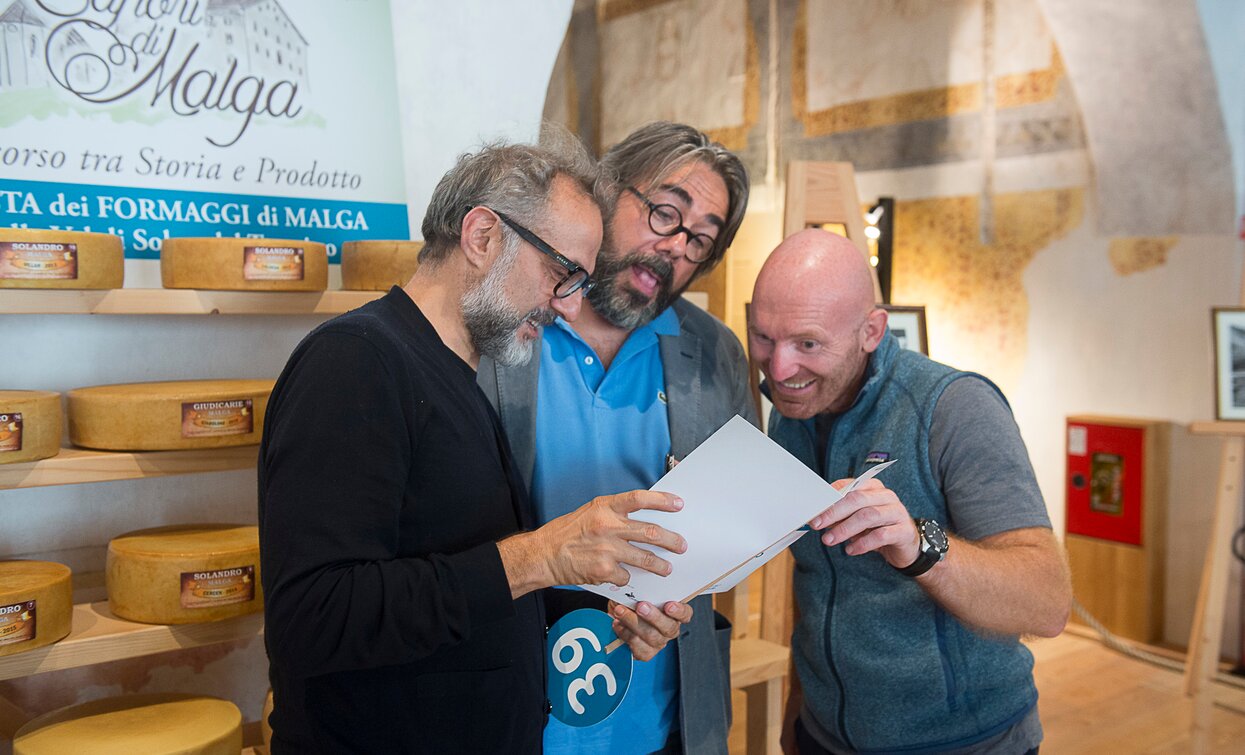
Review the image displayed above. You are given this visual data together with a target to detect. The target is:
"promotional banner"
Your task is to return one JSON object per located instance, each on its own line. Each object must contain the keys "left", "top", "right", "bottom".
{"left": 0, "top": 0, "right": 409, "bottom": 260}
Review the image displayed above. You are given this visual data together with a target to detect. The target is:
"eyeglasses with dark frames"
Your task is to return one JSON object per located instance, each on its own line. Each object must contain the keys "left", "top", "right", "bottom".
{"left": 489, "top": 209, "right": 595, "bottom": 299}
{"left": 626, "top": 186, "right": 718, "bottom": 263}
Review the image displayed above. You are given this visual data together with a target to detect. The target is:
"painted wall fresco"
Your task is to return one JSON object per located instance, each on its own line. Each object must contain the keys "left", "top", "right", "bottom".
{"left": 786, "top": 0, "right": 1085, "bottom": 170}
{"left": 891, "top": 188, "right": 1084, "bottom": 390}
{"left": 598, "top": 0, "right": 756, "bottom": 152}
{"left": 1039, "top": 0, "right": 1236, "bottom": 236}
{"left": 548, "top": 0, "right": 1242, "bottom": 657}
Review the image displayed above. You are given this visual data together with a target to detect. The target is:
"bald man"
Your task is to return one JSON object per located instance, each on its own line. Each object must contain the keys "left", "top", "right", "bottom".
{"left": 748, "top": 230, "right": 1071, "bottom": 755}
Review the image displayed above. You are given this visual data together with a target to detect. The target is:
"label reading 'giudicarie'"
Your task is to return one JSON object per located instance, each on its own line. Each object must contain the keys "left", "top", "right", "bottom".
{"left": 0, "top": 412, "right": 23, "bottom": 453}
{"left": 0, "top": 242, "right": 78, "bottom": 280}
{"left": 0, "top": 601, "right": 36, "bottom": 646}
{"left": 180, "top": 566, "right": 255, "bottom": 609}
{"left": 243, "top": 246, "right": 304, "bottom": 281}
{"left": 181, "top": 399, "right": 254, "bottom": 438}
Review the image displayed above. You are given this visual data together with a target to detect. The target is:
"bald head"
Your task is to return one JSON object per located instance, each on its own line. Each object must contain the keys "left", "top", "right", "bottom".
{"left": 748, "top": 229, "right": 886, "bottom": 418}
{"left": 754, "top": 229, "right": 876, "bottom": 322}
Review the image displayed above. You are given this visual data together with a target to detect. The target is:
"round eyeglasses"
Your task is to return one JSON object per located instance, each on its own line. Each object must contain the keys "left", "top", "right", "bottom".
{"left": 626, "top": 186, "right": 718, "bottom": 263}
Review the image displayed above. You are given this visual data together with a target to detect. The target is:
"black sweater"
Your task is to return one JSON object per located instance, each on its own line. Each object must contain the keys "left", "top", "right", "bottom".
{"left": 258, "top": 287, "right": 546, "bottom": 753}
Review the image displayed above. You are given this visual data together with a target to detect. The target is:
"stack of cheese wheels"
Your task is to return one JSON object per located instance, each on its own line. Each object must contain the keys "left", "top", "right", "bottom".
{"left": 161, "top": 237, "right": 327, "bottom": 291}
{"left": 107, "top": 524, "right": 261, "bottom": 625}
{"left": 0, "top": 561, "right": 72, "bottom": 658}
{"left": 0, "top": 228, "right": 123, "bottom": 289}
{"left": 13, "top": 694, "right": 242, "bottom": 755}
{"left": 68, "top": 379, "right": 273, "bottom": 451}
{"left": 341, "top": 240, "right": 422, "bottom": 291}
{"left": 0, "top": 390, "right": 61, "bottom": 465}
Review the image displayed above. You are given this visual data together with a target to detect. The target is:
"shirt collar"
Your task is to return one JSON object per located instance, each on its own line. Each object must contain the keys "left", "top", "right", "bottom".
{"left": 549, "top": 303, "right": 681, "bottom": 342}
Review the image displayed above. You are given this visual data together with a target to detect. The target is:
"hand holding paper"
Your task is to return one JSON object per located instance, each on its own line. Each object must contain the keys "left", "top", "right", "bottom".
{"left": 580, "top": 416, "right": 898, "bottom": 609}
{"left": 810, "top": 474, "right": 924, "bottom": 569}
{"left": 608, "top": 599, "right": 692, "bottom": 661}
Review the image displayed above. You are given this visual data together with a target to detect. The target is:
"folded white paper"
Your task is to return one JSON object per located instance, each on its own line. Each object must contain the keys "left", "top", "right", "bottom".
{"left": 580, "top": 415, "right": 896, "bottom": 608}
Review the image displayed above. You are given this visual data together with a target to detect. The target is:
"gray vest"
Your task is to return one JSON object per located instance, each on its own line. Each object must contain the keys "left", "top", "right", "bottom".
{"left": 768, "top": 332, "right": 1037, "bottom": 753}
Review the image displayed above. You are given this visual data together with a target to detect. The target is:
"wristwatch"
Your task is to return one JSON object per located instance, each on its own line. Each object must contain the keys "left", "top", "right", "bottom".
{"left": 896, "top": 518, "right": 949, "bottom": 577}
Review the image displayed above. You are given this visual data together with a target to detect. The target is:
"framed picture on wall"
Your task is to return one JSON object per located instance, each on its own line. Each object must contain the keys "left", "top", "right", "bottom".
{"left": 1212, "top": 307, "right": 1245, "bottom": 420}
{"left": 882, "top": 305, "right": 928, "bottom": 355}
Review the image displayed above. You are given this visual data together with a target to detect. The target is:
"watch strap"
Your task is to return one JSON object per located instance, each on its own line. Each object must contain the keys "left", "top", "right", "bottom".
{"left": 896, "top": 518, "right": 946, "bottom": 578}
{"left": 897, "top": 547, "right": 940, "bottom": 577}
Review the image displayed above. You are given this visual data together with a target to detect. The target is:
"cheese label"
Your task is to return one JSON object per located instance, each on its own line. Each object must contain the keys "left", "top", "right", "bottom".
{"left": 0, "top": 241, "right": 79, "bottom": 280}
{"left": 0, "top": 412, "right": 22, "bottom": 453}
{"left": 180, "top": 565, "right": 255, "bottom": 609}
{"left": 181, "top": 399, "right": 254, "bottom": 438}
{"left": 243, "top": 246, "right": 305, "bottom": 281}
{"left": 0, "top": 600, "right": 36, "bottom": 646}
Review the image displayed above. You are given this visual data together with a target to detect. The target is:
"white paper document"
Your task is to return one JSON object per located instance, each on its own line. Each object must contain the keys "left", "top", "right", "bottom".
{"left": 580, "top": 415, "right": 897, "bottom": 608}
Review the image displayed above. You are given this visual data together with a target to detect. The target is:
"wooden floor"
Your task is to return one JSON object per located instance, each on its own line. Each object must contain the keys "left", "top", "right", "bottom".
{"left": 727, "top": 631, "right": 1245, "bottom": 754}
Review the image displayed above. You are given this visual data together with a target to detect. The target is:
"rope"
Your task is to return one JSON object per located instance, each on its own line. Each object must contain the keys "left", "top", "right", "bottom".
{"left": 1070, "top": 598, "right": 1185, "bottom": 672}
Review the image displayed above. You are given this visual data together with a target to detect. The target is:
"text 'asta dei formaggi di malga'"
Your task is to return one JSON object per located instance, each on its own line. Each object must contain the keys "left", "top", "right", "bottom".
{"left": 0, "top": 191, "right": 371, "bottom": 231}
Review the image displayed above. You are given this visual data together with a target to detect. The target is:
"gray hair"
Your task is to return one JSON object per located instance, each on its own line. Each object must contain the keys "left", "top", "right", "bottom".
{"left": 419, "top": 132, "right": 604, "bottom": 264}
{"left": 598, "top": 121, "right": 749, "bottom": 273}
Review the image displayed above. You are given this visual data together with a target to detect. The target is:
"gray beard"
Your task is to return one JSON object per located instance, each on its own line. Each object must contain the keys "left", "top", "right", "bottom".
{"left": 461, "top": 254, "right": 554, "bottom": 367}
{"left": 586, "top": 249, "right": 679, "bottom": 330}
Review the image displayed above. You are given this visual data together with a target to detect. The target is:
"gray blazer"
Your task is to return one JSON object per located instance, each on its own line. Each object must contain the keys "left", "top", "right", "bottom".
{"left": 478, "top": 298, "right": 758, "bottom": 755}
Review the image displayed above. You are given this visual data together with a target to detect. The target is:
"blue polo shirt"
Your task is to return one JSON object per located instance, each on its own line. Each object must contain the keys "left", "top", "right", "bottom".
{"left": 531, "top": 307, "right": 680, "bottom": 755}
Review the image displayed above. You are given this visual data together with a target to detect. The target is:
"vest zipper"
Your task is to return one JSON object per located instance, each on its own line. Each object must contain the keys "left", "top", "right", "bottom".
{"left": 811, "top": 416, "right": 855, "bottom": 752}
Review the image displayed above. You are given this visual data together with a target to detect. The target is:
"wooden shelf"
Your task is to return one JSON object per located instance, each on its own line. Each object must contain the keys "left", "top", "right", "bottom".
{"left": 1189, "top": 420, "right": 1245, "bottom": 436}
{"left": 0, "top": 602, "right": 263, "bottom": 681}
{"left": 0, "top": 288, "right": 382, "bottom": 315}
{"left": 0, "top": 446, "right": 258, "bottom": 490}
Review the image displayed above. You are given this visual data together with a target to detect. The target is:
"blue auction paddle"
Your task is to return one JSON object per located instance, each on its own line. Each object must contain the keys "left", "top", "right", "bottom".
{"left": 545, "top": 608, "right": 634, "bottom": 727}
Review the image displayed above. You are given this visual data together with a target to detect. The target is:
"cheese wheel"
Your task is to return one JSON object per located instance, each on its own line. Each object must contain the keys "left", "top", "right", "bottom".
{"left": 161, "top": 237, "right": 327, "bottom": 291}
{"left": 0, "top": 390, "right": 61, "bottom": 465}
{"left": 14, "top": 694, "right": 242, "bottom": 755}
{"left": 340, "top": 240, "right": 422, "bottom": 291}
{"left": 0, "top": 228, "right": 124, "bottom": 289}
{"left": 107, "top": 524, "right": 261, "bottom": 624}
{"left": 68, "top": 379, "right": 273, "bottom": 451}
{"left": 0, "top": 561, "right": 72, "bottom": 658}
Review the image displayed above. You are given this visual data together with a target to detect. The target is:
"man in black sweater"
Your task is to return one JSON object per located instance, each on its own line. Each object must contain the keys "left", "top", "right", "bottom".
{"left": 259, "top": 140, "right": 694, "bottom": 753}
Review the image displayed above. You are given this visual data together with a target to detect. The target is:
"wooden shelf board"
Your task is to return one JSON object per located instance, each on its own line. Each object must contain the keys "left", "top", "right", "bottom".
{"left": 0, "top": 601, "right": 263, "bottom": 681}
{"left": 1189, "top": 420, "right": 1245, "bottom": 436}
{"left": 0, "top": 288, "right": 382, "bottom": 315}
{"left": 0, "top": 446, "right": 258, "bottom": 490}
{"left": 730, "top": 637, "right": 789, "bottom": 689}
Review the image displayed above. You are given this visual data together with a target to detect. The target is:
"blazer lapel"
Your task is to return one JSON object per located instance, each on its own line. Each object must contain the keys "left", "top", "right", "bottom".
{"left": 660, "top": 304, "right": 702, "bottom": 461}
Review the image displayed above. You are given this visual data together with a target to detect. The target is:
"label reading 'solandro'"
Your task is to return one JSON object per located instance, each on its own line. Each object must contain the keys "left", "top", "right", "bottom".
{"left": 181, "top": 399, "right": 254, "bottom": 438}
{"left": 0, "top": 412, "right": 22, "bottom": 453}
{"left": 243, "top": 246, "right": 305, "bottom": 281}
{"left": 0, "top": 601, "right": 36, "bottom": 647}
{"left": 0, "top": 241, "right": 79, "bottom": 280}
{"left": 180, "top": 565, "right": 255, "bottom": 609}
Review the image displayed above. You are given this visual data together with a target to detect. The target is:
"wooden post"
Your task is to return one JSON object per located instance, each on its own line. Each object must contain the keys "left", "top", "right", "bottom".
{"left": 745, "top": 677, "right": 783, "bottom": 755}
{"left": 1182, "top": 425, "right": 1245, "bottom": 753}
{"left": 782, "top": 161, "right": 881, "bottom": 302}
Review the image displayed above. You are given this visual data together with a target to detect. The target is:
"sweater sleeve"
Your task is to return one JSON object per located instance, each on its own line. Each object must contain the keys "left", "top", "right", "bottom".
{"left": 259, "top": 330, "right": 515, "bottom": 679}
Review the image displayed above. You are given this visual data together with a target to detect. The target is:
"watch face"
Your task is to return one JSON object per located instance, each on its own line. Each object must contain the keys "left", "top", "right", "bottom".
{"left": 920, "top": 519, "right": 949, "bottom": 554}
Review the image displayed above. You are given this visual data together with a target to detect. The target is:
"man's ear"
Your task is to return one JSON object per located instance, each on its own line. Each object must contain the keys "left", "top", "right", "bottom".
{"left": 459, "top": 207, "right": 501, "bottom": 271}
{"left": 862, "top": 307, "right": 888, "bottom": 353}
